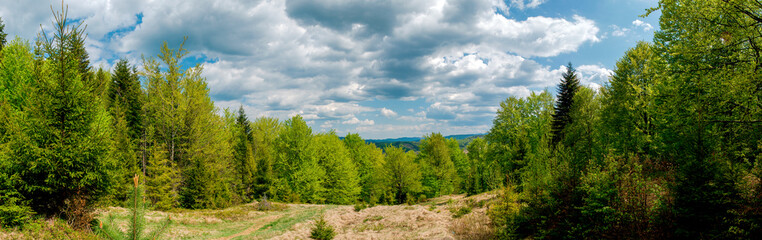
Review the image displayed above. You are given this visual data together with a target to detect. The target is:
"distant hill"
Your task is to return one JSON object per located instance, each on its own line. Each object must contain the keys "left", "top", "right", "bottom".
{"left": 366, "top": 134, "right": 485, "bottom": 152}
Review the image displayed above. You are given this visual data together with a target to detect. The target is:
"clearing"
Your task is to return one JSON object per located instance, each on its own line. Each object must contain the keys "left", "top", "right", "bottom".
{"left": 95, "top": 192, "right": 498, "bottom": 239}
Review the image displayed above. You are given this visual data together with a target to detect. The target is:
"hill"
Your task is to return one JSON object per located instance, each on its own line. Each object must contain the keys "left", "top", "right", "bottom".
{"left": 367, "top": 134, "right": 485, "bottom": 152}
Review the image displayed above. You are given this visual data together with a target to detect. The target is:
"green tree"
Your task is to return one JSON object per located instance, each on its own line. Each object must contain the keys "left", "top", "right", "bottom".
{"left": 551, "top": 62, "right": 580, "bottom": 146}
{"left": 563, "top": 87, "right": 602, "bottom": 172}
{"left": 0, "top": 38, "right": 34, "bottom": 110}
{"left": 600, "top": 42, "right": 659, "bottom": 157}
{"left": 272, "top": 115, "right": 324, "bottom": 203}
{"left": 383, "top": 146, "right": 422, "bottom": 204}
{"left": 12, "top": 6, "right": 115, "bottom": 228}
{"left": 251, "top": 117, "right": 281, "bottom": 198}
{"left": 232, "top": 106, "right": 255, "bottom": 201}
{"left": 418, "top": 133, "right": 457, "bottom": 198}
{"left": 145, "top": 139, "right": 176, "bottom": 211}
{"left": 109, "top": 59, "right": 144, "bottom": 141}
{"left": 0, "top": 17, "right": 7, "bottom": 52}
{"left": 314, "top": 132, "right": 360, "bottom": 204}
{"left": 486, "top": 91, "right": 554, "bottom": 186}
{"left": 343, "top": 133, "right": 387, "bottom": 203}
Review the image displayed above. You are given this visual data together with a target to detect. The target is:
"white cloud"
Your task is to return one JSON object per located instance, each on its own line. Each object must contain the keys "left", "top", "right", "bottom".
{"left": 511, "top": 0, "right": 546, "bottom": 9}
{"left": 0, "top": 0, "right": 609, "bottom": 138}
{"left": 342, "top": 117, "right": 375, "bottom": 125}
{"left": 380, "top": 108, "right": 398, "bottom": 118}
{"left": 632, "top": 19, "right": 653, "bottom": 31}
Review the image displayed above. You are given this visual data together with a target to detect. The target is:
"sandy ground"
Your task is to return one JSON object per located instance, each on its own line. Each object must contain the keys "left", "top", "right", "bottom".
{"left": 271, "top": 193, "right": 498, "bottom": 240}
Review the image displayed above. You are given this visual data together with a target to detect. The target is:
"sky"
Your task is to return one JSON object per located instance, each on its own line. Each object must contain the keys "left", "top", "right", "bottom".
{"left": 0, "top": 0, "right": 661, "bottom": 139}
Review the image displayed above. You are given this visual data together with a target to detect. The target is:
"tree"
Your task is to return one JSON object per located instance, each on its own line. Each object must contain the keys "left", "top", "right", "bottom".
{"left": 383, "top": 146, "right": 422, "bottom": 204}
{"left": 109, "top": 59, "right": 144, "bottom": 141}
{"left": 272, "top": 115, "right": 324, "bottom": 203}
{"left": 486, "top": 91, "right": 554, "bottom": 186}
{"left": 251, "top": 117, "right": 281, "bottom": 198}
{"left": 600, "top": 42, "right": 659, "bottom": 157}
{"left": 313, "top": 132, "right": 360, "bottom": 204}
{"left": 12, "top": 5, "right": 115, "bottom": 228}
{"left": 232, "top": 106, "right": 255, "bottom": 201}
{"left": 551, "top": 62, "right": 580, "bottom": 146}
{"left": 0, "top": 17, "right": 7, "bottom": 52}
{"left": 145, "top": 139, "right": 176, "bottom": 211}
{"left": 418, "top": 133, "right": 457, "bottom": 198}
{"left": 343, "top": 133, "right": 386, "bottom": 203}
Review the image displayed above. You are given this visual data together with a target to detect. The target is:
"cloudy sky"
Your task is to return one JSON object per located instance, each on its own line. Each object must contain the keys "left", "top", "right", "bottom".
{"left": 1, "top": 0, "right": 660, "bottom": 139}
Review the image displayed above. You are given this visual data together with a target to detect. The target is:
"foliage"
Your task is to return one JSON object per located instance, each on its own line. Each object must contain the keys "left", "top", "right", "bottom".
{"left": 418, "top": 133, "right": 458, "bottom": 198}
{"left": 97, "top": 174, "right": 171, "bottom": 240}
{"left": 383, "top": 146, "right": 422, "bottom": 204}
{"left": 273, "top": 115, "right": 325, "bottom": 203}
{"left": 310, "top": 215, "right": 336, "bottom": 240}
{"left": 551, "top": 62, "right": 581, "bottom": 145}
{"left": 313, "top": 132, "right": 361, "bottom": 204}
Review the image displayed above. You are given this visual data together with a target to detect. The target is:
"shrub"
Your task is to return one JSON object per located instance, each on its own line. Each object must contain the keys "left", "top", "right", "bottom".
{"left": 96, "top": 174, "right": 171, "bottom": 240}
{"left": 310, "top": 215, "right": 336, "bottom": 240}
{"left": 451, "top": 206, "right": 472, "bottom": 218}
{"left": 354, "top": 202, "right": 368, "bottom": 212}
{"left": 451, "top": 212, "right": 495, "bottom": 240}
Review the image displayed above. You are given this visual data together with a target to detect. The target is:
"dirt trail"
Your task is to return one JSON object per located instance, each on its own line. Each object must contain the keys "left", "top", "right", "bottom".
{"left": 213, "top": 214, "right": 283, "bottom": 240}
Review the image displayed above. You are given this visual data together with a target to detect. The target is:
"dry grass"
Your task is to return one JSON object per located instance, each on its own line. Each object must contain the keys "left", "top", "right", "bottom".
{"left": 6, "top": 192, "right": 500, "bottom": 239}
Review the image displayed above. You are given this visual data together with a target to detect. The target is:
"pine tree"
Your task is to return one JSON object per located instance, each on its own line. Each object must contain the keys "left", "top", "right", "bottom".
{"left": 109, "top": 59, "right": 144, "bottom": 141}
{"left": 551, "top": 62, "right": 580, "bottom": 146}
{"left": 145, "top": 140, "right": 176, "bottom": 210}
{"left": 233, "top": 106, "right": 255, "bottom": 201}
{"left": 0, "top": 17, "right": 7, "bottom": 52}
{"left": 13, "top": 5, "right": 115, "bottom": 227}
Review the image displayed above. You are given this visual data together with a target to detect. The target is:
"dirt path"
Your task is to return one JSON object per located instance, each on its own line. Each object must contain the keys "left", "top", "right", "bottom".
{"left": 213, "top": 214, "right": 283, "bottom": 240}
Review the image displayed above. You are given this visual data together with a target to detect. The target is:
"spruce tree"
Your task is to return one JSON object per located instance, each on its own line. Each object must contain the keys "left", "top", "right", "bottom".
{"left": 251, "top": 117, "right": 281, "bottom": 198}
{"left": 109, "top": 59, "right": 144, "bottom": 141}
{"left": 233, "top": 106, "right": 254, "bottom": 201}
{"left": 146, "top": 140, "right": 176, "bottom": 210}
{"left": 0, "top": 17, "right": 7, "bottom": 52}
{"left": 551, "top": 62, "right": 580, "bottom": 146}
{"left": 15, "top": 5, "right": 115, "bottom": 226}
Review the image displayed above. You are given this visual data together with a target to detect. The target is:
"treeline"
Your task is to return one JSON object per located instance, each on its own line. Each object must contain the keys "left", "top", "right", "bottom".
{"left": 0, "top": 8, "right": 483, "bottom": 230}
{"left": 485, "top": 1, "right": 762, "bottom": 239}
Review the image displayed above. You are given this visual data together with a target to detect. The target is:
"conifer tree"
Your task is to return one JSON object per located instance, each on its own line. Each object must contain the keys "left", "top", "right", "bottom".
{"left": 145, "top": 140, "right": 176, "bottom": 210}
{"left": 233, "top": 106, "right": 255, "bottom": 201}
{"left": 109, "top": 59, "right": 144, "bottom": 141}
{"left": 14, "top": 5, "right": 115, "bottom": 226}
{"left": 551, "top": 62, "right": 580, "bottom": 146}
{"left": 0, "top": 17, "right": 7, "bottom": 52}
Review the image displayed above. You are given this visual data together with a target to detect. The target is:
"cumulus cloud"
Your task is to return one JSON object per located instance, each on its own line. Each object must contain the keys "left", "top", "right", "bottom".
{"left": 342, "top": 117, "right": 375, "bottom": 125}
{"left": 632, "top": 19, "right": 653, "bottom": 31}
{"left": 381, "top": 108, "right": 398, "bottom": 118}
{"left": 0, "top": 0, "right": 609, "bottom": 138}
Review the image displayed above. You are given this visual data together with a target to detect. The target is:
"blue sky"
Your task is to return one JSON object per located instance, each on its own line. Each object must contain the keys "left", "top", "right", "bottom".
{"left": 0, "top": 0, "right": 660, "bottom": 139}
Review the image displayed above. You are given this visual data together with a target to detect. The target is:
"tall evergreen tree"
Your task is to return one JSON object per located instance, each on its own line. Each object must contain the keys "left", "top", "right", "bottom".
{"left": 233, "top": 106, "right": 255, "bottom": 201}
{"left": 13, "top": 6, "right": 115, "bottom": 227}
{"left": 551, "top": 62, "right": 580, "bottom": 146}
{"left": 109, "top": 59, "right": 144, "bottom": 141}
{"left": 0, "top": 17, "right": 7, "bottom": 52}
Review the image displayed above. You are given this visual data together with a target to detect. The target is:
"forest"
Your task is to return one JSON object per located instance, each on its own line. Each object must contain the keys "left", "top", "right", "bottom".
{"left": 1, "top": 0, "right": 762, "bottom": 239}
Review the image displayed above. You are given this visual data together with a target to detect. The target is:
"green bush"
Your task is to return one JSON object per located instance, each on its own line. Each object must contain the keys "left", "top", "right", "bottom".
{"left": 310, "top": 215, "right": 336, "bottom": 240}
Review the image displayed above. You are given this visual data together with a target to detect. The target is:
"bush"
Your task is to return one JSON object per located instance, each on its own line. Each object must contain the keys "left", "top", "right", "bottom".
{"left": 354, "top": 202, "right": 368, "bottom": 212}
{"left": 451, "top": 206, "right": 472, "bottom": 218}
{"left": 487, "top": 185, "right": 523, "bottom": 239}
{"left": 310, "top": 215, "right": 336, "bottom": 240}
